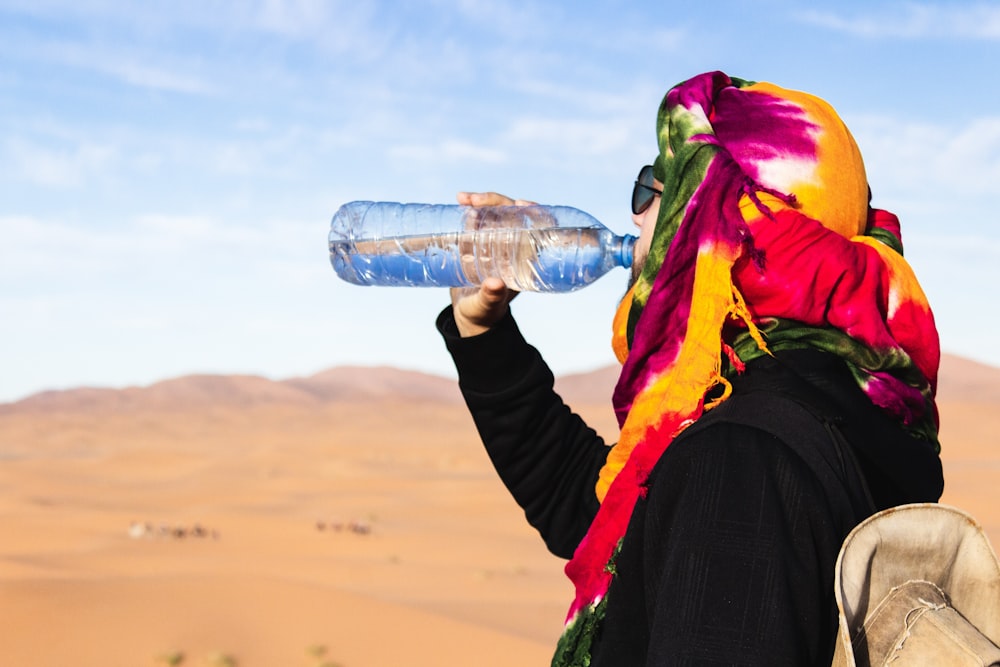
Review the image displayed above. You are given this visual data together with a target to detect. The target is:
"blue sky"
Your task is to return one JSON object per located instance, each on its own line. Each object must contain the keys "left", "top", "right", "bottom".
{"left": 1, "top": 0, "right": 998, "bottom": 402}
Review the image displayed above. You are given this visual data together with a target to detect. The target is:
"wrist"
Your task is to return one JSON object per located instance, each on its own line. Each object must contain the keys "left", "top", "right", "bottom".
{"left": 454, "top": 313, "right": 497, "bottom": 338}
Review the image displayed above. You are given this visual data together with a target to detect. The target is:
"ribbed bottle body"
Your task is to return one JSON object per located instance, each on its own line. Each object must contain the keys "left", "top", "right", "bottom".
{"left": 329, "top": 201, "right": 634, "bottom": 292}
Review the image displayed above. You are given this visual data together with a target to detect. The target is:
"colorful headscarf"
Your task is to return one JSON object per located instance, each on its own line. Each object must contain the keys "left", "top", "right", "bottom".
{"left": 552, "top": 71, "right": 940, "bottom": 666}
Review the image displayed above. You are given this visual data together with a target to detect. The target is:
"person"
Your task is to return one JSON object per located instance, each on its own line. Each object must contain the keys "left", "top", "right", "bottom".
{"left": 435, "top": 71, "right": 944, "bottom": 666}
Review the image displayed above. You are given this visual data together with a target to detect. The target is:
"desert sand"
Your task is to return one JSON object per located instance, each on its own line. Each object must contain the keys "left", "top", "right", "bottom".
{"left": 0, "top": 357, "right": 997, "bottom": 666}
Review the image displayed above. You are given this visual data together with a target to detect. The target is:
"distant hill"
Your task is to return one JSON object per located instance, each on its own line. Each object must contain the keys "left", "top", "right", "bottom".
{"left": 936, "top": 354, "right": 1000, "bottom": 404}
{"left": 0, "top": 366, "right": 462, "bottom": 414}
{"left": 1, "top": 353, "right": 996, "bottom": 415}
{"left": 286, "top": 366, "right": 462, "bottom": 404}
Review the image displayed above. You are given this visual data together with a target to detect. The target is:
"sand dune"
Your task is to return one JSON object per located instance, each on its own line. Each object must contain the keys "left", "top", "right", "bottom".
{"left": 0, "top": 355, "right": 997, "bottom": 666}
{"left": 0, "top": 575, "right": 555, "bottom": 666}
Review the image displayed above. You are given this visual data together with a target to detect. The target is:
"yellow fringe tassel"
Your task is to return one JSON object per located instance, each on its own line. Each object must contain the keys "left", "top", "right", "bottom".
{"left": 730, "top": 283, "right": 771, "bottom": 355}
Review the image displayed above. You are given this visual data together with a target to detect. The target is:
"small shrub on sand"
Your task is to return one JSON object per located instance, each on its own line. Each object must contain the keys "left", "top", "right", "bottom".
{"left": 203, "top": 652, "right": 237, "bottom": 667}
{"left": 306, "top": 644, "right": 328, "bottom": 659}
{"left": 155, "top": 650, "right": 185, "bottom": 666}
{"left": 305, "top": 644, "right": 344, "bottom": 666}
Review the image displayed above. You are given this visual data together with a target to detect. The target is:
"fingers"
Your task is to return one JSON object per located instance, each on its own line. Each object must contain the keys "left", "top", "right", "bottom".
{"left": 456, "top": 191, "right": 535, "bottom": 207}
{"left": 457, "top": 191, "right": 514, "bottom": 207}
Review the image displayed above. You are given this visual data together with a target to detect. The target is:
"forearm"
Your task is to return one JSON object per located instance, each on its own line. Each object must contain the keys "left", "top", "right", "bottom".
{"left": 437, "top": 306, "right": 607, "bottom": 558}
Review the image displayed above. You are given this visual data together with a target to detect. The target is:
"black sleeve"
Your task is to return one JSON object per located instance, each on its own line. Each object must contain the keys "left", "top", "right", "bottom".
{"left": 436, "top": 306, "right": 608, "bottom": 559}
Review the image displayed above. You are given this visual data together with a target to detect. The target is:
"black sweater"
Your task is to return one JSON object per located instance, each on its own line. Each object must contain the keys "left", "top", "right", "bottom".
{"left": 437, "top": 307, "right": 944, "bottom": 666}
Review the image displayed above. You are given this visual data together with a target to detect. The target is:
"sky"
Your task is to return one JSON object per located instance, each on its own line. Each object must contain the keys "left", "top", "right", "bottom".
{"left": 1, "top": 0, "right": 999, "bottom": 403}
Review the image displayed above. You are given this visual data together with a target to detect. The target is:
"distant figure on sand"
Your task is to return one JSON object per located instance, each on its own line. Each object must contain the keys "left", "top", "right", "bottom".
{"left": 436, "top": 71, "right": 943, "bottom": 665}
{"left": 315, "top": 517, "right": 371, "bottom": 536}
{"left": 127, "top": 520, "right": 219, "bottom": 541}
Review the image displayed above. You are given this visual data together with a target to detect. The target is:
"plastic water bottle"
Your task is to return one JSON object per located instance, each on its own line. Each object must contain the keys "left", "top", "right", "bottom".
{"left": 328, "top": 201, "right": 636, "bottom": 292}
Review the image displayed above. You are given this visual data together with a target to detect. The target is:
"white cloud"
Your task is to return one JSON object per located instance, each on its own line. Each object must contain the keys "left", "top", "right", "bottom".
{"left": 504, "top": 117, "right": 633, "bottom": 157}
{"left": 939, "top": 117, "right": 1000, "bottom": 192}
{"left": 0, "top": 215, "right": 119, "bottom": 279}
{"left": 254, "top": 0, "right": 336, "bottom": 35}
{"left": 0, "top": 1, "right": 386, "bottom": 95}
{"left": 0, "top": 27, "right": 218, "bottom": 95}
{"left": 2, "top": 136, "right": 117, "bottom": 187}
{"left": 850, "top": 114, "right": 1000, "bottom": 197}
{"left": 390, "top": 139, "right": 508, "bottom": 165}
{"left": 0, "top": 213, "right": 319, "bottom": 284}
{"left": 512, "top": 78, "right": 662, "bottom": 115}
{"left": 96, "top": 58, "right": 216, "bottom": 95}
{"left": 797, "top": 3, "right": 1000, "bottom": 39}
{"left": 248, "top": 0, "right": 388, "bottom": 59}
{"left": 437, "top": 0, "right": 551, "bottom": 38}
{"left": 0, "top": 0, "right": 367, "bottom": 38}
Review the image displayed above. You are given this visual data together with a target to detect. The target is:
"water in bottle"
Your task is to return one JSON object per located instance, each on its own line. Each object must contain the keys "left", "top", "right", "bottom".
{"left": 328, "top": 201, "right": 635, "bottom": 293}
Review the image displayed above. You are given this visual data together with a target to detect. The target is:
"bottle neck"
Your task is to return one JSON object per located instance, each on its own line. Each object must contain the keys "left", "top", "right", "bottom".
{"left": 618, "top": 234, "right": 637, "bottom": 269}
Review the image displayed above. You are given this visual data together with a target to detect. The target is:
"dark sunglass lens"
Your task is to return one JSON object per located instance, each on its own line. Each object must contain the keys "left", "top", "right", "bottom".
{"left": 632, "top": 185, "right": 652, "bottom": 215}
{"left": 639, "top": 165, "right": 655, "bottom": 187}
{"left": 631, "top": 165, "right": 656, "bottom": 214}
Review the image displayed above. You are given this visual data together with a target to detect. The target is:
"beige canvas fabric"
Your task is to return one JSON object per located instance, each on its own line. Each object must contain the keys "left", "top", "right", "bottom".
{"left": 832, "top": 503, "right": 1000, "bottom": 666}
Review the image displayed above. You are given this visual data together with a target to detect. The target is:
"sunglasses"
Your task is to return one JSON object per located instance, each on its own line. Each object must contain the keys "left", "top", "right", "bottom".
{"left": 631, "top": 164, "right": 663, "bottom": 215}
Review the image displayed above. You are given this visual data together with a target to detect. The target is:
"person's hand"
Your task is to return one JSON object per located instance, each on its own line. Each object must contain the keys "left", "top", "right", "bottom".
{"left": 449, "top": 191, "right": 531, "bottom": 337}
{"left": 450, "top": 276, "right": 517, "bottom": 337}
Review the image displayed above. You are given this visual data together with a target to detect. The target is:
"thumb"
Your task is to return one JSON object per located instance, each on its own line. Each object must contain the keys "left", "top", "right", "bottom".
{"left": 479, "top": 277, "right": 512, "bottom": 307}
